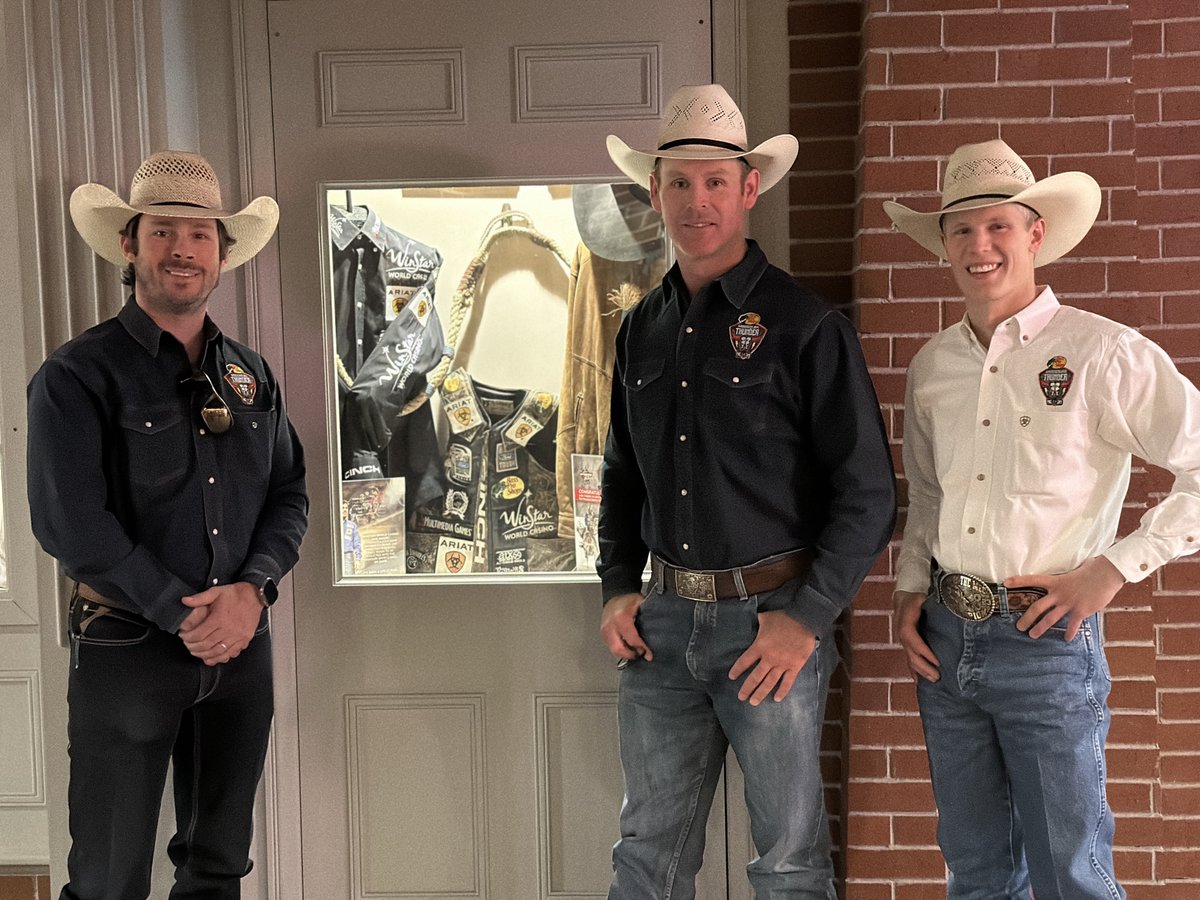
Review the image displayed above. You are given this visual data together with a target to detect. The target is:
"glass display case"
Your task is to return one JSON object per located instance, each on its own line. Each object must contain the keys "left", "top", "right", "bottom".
{"left": 324, "top": 180, "right": 666, "bottom": 583}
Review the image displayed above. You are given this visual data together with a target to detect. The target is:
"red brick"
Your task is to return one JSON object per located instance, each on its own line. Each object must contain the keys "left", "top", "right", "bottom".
{"left": 850, "top": 712, "right": 927, "bottom": 746}
{"left": 889, "top": 0, "right": 996, "bottom": 9}
{"left": 890, "top": 50, "right": 998, "bottom": 86}
{"left": 791, "top": 103, "right": 860, "bottom": 138}
{"left": 1109, "top": 711, "right": 1159, "bottom": 744}
{"left": 866, "top": 13, "right": 943, "bottom": 49}
{"left": 1001, "top": 46, "right": 1111, "bottom": 82}
{"left": 1162, "top": 786, "right": 1200, "bottom": 817}
{"left": 790, "top": 33, "right": 862, "bottom": 69}
{"left": 1056, "top": 7, "right": 1132, "bottom": 44}
{"left": 1135, "top": 55, "right": 1200, "bottom": 91}
{"left": 892, "top": 813, "right": 938, "bottom": 847}
{"left": 862, "top": 158, "right": 942, "bottom": 194}
{"left": 863, "top": 87, "right": 943, "bottom": 123}
{"left": 1159, "top": 625, "right": 1200, "bottom": 657}
{"left": 1054, "top": 82, "right": 1134, "bottom": 118}
{"left": 792, "top": 69, "right": 861, "bottom": 104}
{"left": 892, "top": 122, "right": 1002, "bottom": 157}
{"left": 1160, "top": 753, "right": 1200, "bottom": 783}
{"left": 1136, "top": 122, "right": 1200, "bottom": 158}
{"left": 889, "top": 748, "right": 931, "bottom": 780}
{"left": 858, "top": 298, "right": 944, "bottom": 335}
{"left": 1159, "top": 690, "right": 1200, "bottom": 722}
{"left": 839, "top": 882, "right": 892, "bottom": 900}
{"left": 845, "top": 847, "right": 948, "bottom": 879}
{"left": 1133, "top": 21, "right": 1164, "bottom": 56}
{"left": 999, "top": 120, "right": 1113, "bottom": 156}
{"left": 1109, "top": 779, "right": 1155, "bottom": 814}
{"left": 1164, "top": 19, "right": 1200, "bottom": 55}
{"left": 944, "top": 12, "right": 1053, "bottom": 48}
{"left": 1140, "top": 194, "right": 1200, "bottom": 227}
{"left": 1158, "top": 849, "right": 1200, "bottom": 881}
{"left": 1108, "top": 745, "right": 1161, "bottom": 779}
{"left": 945, "top": 85, "right": 1052, "bottom": 120}
{"left": 847, "top": 811, "right": 892, "bottom": 846}
{"left": 788, "top": 1, "right": 863, "bottom": 35}
{"left": 1110, "top": 678, "right": 1158, "bottom": 711}
{"left": 1135, "top": 89, "right": 1163, "bottom": 125}
{"left": 1163, "top": 88, "right": 1200, "bottom": 121}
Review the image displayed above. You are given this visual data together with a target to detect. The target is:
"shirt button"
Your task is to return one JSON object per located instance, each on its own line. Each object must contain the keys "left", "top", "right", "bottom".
{"left": 989, "top": 366, "right": 998, "bottom": 373}
{"left": 967, "top": 527, "right": 976, "bottom": 534}
{"left": 1140, "top": 563, "right": 1148, "bottom": 571}
{"left": 680, "top": 489, "right": 688, "bottom": 496}
{"left": 732, "top": 376, "right": 740, "bottom": 384}
{"left": 144, "top": 421, "right": 152, "bottom": 428}
{"left": 982, "top": 419, "right": 991, "bottom": 427}
{"left": 679, "top": 434, "right": 687, "bottom": 442}
{"left": 208, "top": 477, "right": 216, "bottom": 484}
{"left": 977, "top": 473, "right": 985, "bottom": 481}
{"left": 682, "top": 543, "right": 690, "bottom": 550}
{"left": 681, "top": 381, "right": 688, "bottom": 388}
{"left": 212, "top": 528, "right": 219, "bottom": 535}
{"left": 212, "top": 578, "right": 219, "bottom": 585}
{"left": 636, "top": 378, "right": 643, "bottom": 386}
{"left": 199, "top": 428, "right": 207, "bottom": 436}
{"left": 685, "top": 327, "right": 694, "bottom": 334}
{"left": 1022, "top": 335, "right": 1029, "bottom": 342}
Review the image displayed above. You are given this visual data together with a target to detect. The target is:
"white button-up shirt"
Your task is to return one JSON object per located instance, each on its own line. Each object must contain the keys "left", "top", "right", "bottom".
{"left": 895, "top": 286, "right": 1200, "bottom": 594}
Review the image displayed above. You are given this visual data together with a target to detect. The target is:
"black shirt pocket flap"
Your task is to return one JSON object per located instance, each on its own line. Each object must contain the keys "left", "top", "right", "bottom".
{"left": 624, "top": 359, "right": 665, "bottom": 391}
{"left": 701, "top": 358, "right": 775, "bottom": 388}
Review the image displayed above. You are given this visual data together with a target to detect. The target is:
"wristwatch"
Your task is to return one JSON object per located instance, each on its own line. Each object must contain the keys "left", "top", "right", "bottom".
{"left": 255, "top": 577, "right": 278, "bottom": 608}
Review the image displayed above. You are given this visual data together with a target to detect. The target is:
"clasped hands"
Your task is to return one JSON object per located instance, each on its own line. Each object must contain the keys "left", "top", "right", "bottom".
{"left": 178, "top": 581, "right": 265, "bottom": 666}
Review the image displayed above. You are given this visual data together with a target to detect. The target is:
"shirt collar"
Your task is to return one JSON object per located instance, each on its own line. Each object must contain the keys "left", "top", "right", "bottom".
{"left": 956, "top": 285, "right": 1061, "bottom": 348}
{"left": 118, "top": 295, "right": 223, "bottom": 359}
{"left": 663, "top": 239, "right": 769, "bottom": 311}
{"left": 329, "top": 205, "right": 388, "bottom": 252}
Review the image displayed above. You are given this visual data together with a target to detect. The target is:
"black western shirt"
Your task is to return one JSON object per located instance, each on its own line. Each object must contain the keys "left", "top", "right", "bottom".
{"left": 27, "top": 297, "right": 309, "bottom": 633}
{"left": 598, "top": 241, "right": 896, "bottom": 634}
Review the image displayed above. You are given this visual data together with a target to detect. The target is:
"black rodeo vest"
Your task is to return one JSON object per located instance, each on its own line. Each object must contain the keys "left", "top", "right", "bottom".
{"left": 408, "top": 369, "right": 566, "bottom": 574}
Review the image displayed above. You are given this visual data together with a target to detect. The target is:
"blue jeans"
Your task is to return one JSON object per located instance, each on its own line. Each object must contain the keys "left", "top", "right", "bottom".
{"left": 916, "top": 599, "right": 1124, "bottom": 899}
{"left": 609, "top": 584, "right": 838, "bottom": 900}
{"left": 61, "top": 605, "right": 273, "bottom": 900}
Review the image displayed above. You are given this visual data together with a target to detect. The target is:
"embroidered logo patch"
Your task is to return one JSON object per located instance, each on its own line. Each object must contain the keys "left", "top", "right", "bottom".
{"left": 729, "top": 312, "right": 767, "bottom": 360}
{"left": 1038, "top": 356, "right": 1074, "bottom": 406}
{"left": 223, "top": 363, "right": 257, "bottom": 405}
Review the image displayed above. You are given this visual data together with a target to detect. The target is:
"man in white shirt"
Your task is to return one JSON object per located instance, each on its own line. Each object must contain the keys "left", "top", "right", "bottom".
{"left": 887, "top": 139, "right": 1200, "bottom": 899}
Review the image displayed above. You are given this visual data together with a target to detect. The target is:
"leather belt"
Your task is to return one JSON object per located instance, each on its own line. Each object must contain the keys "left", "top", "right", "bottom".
{"left": 933, "top": 562, "right": 1046, "bottom": 621}
{"left": 70, "top": 583, "right": 150, "bottom": 634}
{"left": 651, "top": 549, "right": 813, "bottom": 602}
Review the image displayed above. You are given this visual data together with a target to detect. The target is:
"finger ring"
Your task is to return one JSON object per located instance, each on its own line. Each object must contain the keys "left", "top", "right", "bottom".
{"left": 219, "top": 641, "right": 228, "bottom": 651}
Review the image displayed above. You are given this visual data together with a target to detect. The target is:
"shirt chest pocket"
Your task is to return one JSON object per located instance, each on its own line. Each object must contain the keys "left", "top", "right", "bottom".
{"left": 622, "top": 359, "right": 666, "bottom": 430}
{"left": 118, "top": 406, "right": 188, "bottom": 490}
{"left": 701, "top": 358, "right": 775, "bottom": 433}
{"left": 1007, "top": 409, "right": 1090, "bottom": 495}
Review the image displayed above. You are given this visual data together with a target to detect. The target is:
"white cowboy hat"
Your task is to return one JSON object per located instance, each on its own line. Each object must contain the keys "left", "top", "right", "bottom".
{"left": 69, "top": 149, "right": 279, "bottom": 270}
{"left": 883, "top": 139, "right": 1101, "bottom": 266}
{"left": 606, "top": 84, "right": 798, "bottom": 194}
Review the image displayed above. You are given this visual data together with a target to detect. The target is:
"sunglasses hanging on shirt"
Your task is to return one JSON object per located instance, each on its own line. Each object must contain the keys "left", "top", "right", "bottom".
{"left": 183, "top": 370, "right": 234, "bottom": 434}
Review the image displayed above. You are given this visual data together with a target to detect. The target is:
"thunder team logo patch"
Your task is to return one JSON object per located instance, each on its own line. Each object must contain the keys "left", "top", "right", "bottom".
{"left": 729, "top": 312, "right": 767, "bottom": 360}
{"left": 1038, "top": 356, "right": 1074, "bottom": 406}
{"left": 223, "top": 363, "right": 257, "bottom": 405}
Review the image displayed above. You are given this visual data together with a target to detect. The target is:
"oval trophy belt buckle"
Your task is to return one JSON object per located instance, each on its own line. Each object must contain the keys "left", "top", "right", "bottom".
{"left": 937, "top": 572, "right": 996, "bottom": 621}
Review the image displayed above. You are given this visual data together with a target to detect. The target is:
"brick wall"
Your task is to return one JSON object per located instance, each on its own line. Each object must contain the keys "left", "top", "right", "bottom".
{"left": 789, "top": 0, "right": 1200, "bottom": 894}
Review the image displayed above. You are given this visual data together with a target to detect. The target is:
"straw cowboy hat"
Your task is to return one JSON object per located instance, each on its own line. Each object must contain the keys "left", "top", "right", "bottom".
{"left": 883, "top": 139, "right": 1101, "bottom": 267}
{"left": 606, "top": 84, "right": 798, "bottom": 193}
{"left": 69, "top": 149, "right": 279, "bottom": 270}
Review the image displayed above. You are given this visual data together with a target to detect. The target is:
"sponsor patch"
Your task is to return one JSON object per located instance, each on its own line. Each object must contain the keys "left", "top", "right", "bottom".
{"left": 1038, "top": 356, "right": 1074, "bottom": 406}
{"left": 223, "top": 363, "right": 257, "bottom": 405}
{"left": 729, "top": 312, "right": 767, "bottom": 360}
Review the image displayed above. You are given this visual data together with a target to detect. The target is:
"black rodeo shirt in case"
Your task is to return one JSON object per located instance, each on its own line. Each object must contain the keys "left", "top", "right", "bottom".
{"left": 408, "top": 369, "right": 564, "bottom": 574}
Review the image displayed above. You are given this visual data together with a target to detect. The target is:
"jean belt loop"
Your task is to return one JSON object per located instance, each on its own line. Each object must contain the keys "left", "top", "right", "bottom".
{"left": 732, "top": 567, "right": 749, "bottom": 601}
{"left": 655, "top": 557, "right": 665, "bottom": 594}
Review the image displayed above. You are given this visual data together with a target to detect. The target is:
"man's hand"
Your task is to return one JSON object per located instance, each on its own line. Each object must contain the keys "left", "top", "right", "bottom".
{"left": 600, "top": 592, "right": 653, "bottom": 662}
{"left": 178, "top": 582, "right": 265, "bottom": 666}
{"left": 894, "top": 590, "right": 940, "bottom": 682}
{"left": 1007, "top": 555, "right": 1126, "bottom": 641}
{"left": 728, "top": 611, "right": 817, "bottom": 706}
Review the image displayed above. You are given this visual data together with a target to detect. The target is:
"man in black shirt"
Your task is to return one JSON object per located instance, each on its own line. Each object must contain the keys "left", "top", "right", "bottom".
{"left": 598, "top": 84, "right": 895, "bottom": 898}
{"left": 27, "top": 150, "right": 308, "bottom": 899}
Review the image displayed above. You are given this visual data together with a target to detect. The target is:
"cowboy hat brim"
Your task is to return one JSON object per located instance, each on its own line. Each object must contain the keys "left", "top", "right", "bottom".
{"left": 69, "top": 183, "right": 280, "bottom": 270}
{"left": 883, "top": 171, "right": 1101, "bottom": 267}
{"left": 606, "top": 133, "right": 799, "bottom": 194}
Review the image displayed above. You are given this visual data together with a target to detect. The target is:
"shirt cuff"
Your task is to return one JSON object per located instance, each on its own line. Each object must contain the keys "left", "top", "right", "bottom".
{"left": 1102, "top": 536, "right": 1162, "bottom": 584}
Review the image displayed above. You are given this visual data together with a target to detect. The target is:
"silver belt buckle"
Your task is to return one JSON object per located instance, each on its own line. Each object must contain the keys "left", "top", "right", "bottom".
{"left": 937, "top": 572, "right": 997, "bottom": 621}
{"left": 675, "top": 569, "right": 717, "bottom": 602}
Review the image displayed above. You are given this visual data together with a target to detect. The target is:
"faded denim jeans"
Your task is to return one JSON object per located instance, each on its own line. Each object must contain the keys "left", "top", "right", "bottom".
{"left": 917, "top": 599, "right": 1125, "bottom": 899}
{"left": 608, "top": 584, "right": 838, "bottom": 900}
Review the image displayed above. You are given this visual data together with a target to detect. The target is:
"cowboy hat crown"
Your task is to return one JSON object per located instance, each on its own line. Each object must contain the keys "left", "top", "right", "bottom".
{"left": 606, "top": 84, "right": 798, "bottom": 194}
{"left": 883, "top": 139, "right": 1101, "bottom": 266}
{"left": 69, "top": 149, "right": 279, "bottom": 270}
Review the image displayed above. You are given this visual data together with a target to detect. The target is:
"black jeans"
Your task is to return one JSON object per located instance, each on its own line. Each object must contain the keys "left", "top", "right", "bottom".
{"left": 60, "top": 604, "right": 273, "bottom": 900}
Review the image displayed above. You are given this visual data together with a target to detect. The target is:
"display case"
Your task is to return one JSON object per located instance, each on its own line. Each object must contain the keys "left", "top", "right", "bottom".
{"left": 324, "top": 180, "right": 666, "bottom": 583}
